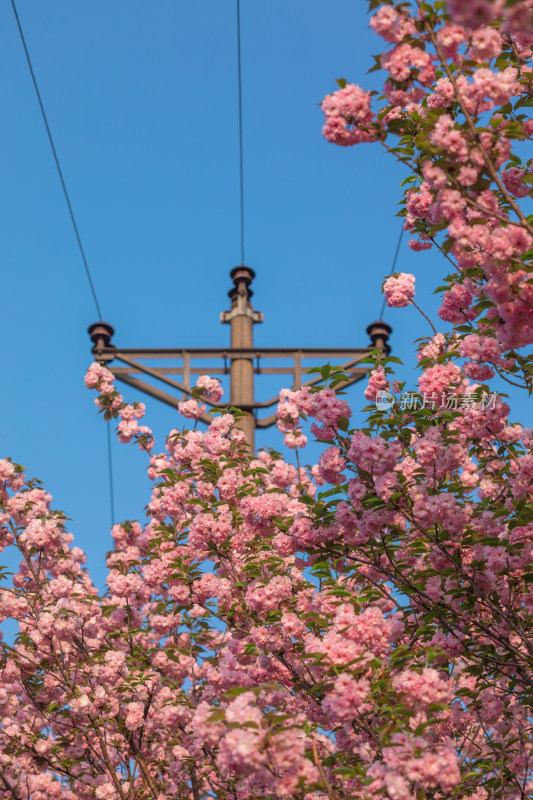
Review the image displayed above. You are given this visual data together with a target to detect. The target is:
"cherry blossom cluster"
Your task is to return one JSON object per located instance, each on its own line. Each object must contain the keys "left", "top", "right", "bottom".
{"left": 178, "top": 375, "right": 224, "bottom": 420}
{"left": 1, "top": 338, "right": 533, "bottom": 798}
{"left": 276, "top": 385, "right": 351, "bottom": 444}
{"left": 321, "top": 82, "right": 377, "bottom": 146}
{"left": 322, "top": 0, "right": 533, "bottom": 390}
{"left": 382, "top": 272, "right": 416, "bottom": 308}
{"left": 445, "top": 0, "right": 533, "bottom": 34}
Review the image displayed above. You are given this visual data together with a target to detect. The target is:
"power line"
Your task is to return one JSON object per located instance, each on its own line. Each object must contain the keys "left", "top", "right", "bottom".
{"left": 10, "top": 0, "right": 103, "bottom": 320}
{"left": 11, "top": 0, "right": 114, "bottom": 527}
{"left": 379, "top": 223, "right": 404, "bottom": 319}
{"left": 106, "top": 422, "right": 116, "bottom": 529}
{"left": 236, "top": 0, "right": 245, "bottom": 265}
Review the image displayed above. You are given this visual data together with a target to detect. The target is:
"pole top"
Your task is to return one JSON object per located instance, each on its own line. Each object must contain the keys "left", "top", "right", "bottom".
{"left": 230, "top": 265, "right": 255, "bottom": 284}
{"left": 228, "top": 265, "right": 256, "bottom": 301}
{"left": 88, "top": 321, "right": 115, "bottom": 347}
{"left": 88, "top": 321, "right": 115, "bottom": 361}
{"left": 221, "top": 266, "right": 263, "bottom": 324}
{"left": 367, "top": 320, "right": 392, "bottom": 354}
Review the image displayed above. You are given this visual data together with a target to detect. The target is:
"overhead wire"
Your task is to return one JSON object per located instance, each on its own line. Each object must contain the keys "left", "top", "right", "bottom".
{"left": 11, "top": 0, "right": 115, "bottom": 526}
{"left": 379, "top": 223, "right": 404, "bottom": 320}
{"left": 106, "top": 422, "right": 116, "bottom": 528}
{"left": 10, "top": 0, "right": 103, "bottom": 320}
{"left": 236, "top": 0, "right": 246, "bottom": 265}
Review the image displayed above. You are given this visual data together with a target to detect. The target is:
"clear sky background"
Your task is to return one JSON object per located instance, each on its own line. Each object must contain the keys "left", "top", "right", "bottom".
{"left": 0, "top": 0, "right": 530, "bottom": 591}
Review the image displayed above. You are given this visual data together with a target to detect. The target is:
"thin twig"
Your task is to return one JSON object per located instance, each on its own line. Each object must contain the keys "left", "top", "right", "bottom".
{"left": 312, "top": 740, "right": 340, "bottom": 800}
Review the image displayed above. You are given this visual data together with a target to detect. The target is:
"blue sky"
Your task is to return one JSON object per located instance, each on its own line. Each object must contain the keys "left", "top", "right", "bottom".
{"left": 0, "top": 0, "right": 530, "bottom": 591}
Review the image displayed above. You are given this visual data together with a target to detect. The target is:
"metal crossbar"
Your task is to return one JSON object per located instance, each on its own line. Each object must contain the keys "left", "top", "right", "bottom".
{"left": 89, "top": 268, "right": 391, "bottom": 450}
{"left": 96, "top": 347, "right": 372, "bottom": 428}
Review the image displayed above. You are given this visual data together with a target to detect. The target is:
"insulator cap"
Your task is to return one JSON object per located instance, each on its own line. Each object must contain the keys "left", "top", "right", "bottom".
{"left": 367, "top": 320, "right": 392, "bottom": 354}
{"left": 230, "top": 265, "right": 255, "bottom": 285}
{"left": 228, "top": 265, "right": 255, "bottom": 300}
{"left": 88, "top": 322, "right": 115, "bottom": 348}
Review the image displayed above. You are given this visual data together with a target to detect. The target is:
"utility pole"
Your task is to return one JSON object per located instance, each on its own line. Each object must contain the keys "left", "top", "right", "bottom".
{"left": 220, "top": 266, "right": 263, "bottom": 445}
{"left": 89, "top": 266, "right": 391, "bottom": 452}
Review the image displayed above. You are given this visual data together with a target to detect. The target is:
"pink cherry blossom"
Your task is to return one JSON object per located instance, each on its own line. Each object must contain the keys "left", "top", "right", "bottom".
{"left": 383, "top": 273, "right": 416, "bottom": 307}
{"left": 322, "top": 83, "right": 377, "bottom": 146}
{"left": 369, "top": 6, "right": 416, "bottom": 43}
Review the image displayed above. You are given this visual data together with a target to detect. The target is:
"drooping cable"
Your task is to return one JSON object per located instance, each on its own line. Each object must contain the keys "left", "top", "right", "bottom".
{"left": 379, "top": 224, "right": 404, "bottom": 319}
{"left": 106, "top": 422, "right": 116, "bottom": 528}
{"left": 11, "top": 0, "right": 115, "bottom": 527}
{"left": 236, "top": 0, "right": 246, "bottom": 265}
{"left": 10, "top": 0, "right": 103, "bottom": 320}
